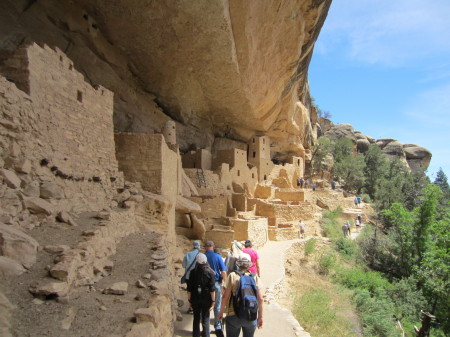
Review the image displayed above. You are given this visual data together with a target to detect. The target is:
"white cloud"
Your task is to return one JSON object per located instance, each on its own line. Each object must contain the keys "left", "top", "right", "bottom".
{"left": 319, "top": 0, "right": 450, "bottom": 66}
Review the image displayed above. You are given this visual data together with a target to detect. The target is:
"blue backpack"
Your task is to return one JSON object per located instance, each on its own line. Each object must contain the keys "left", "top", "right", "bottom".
{"left": 232, "top": 271, "right": 259, "bottom": 321}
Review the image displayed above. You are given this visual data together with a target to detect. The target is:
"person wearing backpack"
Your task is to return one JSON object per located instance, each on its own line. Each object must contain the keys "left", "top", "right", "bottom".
{"left": 182, "top": 241, "right": 201, "bottom": 314}
{"left": 187, "top": 253, "right": 216, "bottom": 337}
{"left": 218, "top": 253, "right": 263, "bottom": 337}
{"left": 205, "top": 241, "right": 227, "bottom": 336}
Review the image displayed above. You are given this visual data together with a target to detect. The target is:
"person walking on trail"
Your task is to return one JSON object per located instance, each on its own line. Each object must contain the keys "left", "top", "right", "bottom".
{"left": 182, "top": 241, "right": 201, "bottom": 314}
{"left": 354, "top": 196, "right": 358, "bottom": 207}
{"left": 342, "top": 222, "right": 349, "bottom": 237}
{"left": 187, "top": 253, "right": 216, "bottom": 337}
{"left": 218, "top": 253, "right": 264, "bottom": 337}
{"left": 357, "top": 195, "right": 362, "bottom": 206}
{"left": 305, "top": 179, "right": 310, "bottom": 189}
{"left": 300, "top": 177, "right": 305, "bottom": 188}
{"left": 343, "top": 221, "right": 351, "bottom": 237}
{"left": 299, "top": 220, "right": 306, "bottom": 239}
{"left": 312, "top": 181, "right": 317, "bottom": 191}
{"left": 355, "top": 217, "right": 361, "bottom": 233}
{"left": 205, "top": 241, "right": 227, "bottom": 336}
{"left": 331, "top": 180, "right": 336, "bottom": 190}
{"left": 242, "top": 240, "right": 260, "bottom": 277}
{"left": 357, "top": 214, "right": 362, "bottom": 224}
{"left": 225, "top": 241, "right": 244, "bottom": 274}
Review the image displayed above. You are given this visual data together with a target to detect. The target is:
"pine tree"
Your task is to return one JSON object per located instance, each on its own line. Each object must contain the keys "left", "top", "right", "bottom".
{"left": 433, "top": 168, "right": 450, "bottom": 198}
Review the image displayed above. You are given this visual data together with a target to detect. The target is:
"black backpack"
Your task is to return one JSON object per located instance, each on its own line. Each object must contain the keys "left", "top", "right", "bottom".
{"left": 232, "top": 271, "right": 259, "bottom": 321}
{"left": 190, "top": 265, "right": 215, "bottom": 303}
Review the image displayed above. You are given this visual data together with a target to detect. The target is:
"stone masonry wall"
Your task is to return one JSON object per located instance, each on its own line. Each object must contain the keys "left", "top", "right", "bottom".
{"left": 115, "top": 133, "right": 179, "bottom": 201}
{"left": 0, "top": 43, "right": 122, "bottom": 217}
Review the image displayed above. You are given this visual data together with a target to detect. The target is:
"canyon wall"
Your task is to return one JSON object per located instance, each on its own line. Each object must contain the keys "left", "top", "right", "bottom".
{"left": 0, "top": 0, "right": 331, "bottom": 160}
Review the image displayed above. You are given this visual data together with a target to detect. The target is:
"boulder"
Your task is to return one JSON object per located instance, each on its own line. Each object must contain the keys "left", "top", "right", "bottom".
{"left": 324, "top": 124, "right": 357, "bottom": 142}
{"left": 0, "top": 256, "right": 26, "bottom": 277}
{"left": 381, "top": 140, "right": 405, "bottom": 157}
{"left": 22, "top": 181, "right": 40, "bottom": 197}
{"left": 56, "top": 211, "right": 77, "bottom": 226}
{"left": 376, "top": 138, "right": 397, "bottom": 149}
{"left": 316, "top": 198, "right": 330, "bottom": 210}
{"left": 40, "top": 182, "right": 62, "bottom": 199}
{"left": 0, "top": 169, "right": 21, "bottom": 189}
{"left": 14, "top": 159, "right": 31, "bottom": 174}
{"left": 23, "top": 197, "right": 55, "bottom": 215}
{"left": 404, "top": 144, "right": 432, "bottom": 172}
{"left": 0, "top": 292, "right": 14, "bottom": 337}
{"left": 403, "top": 144, "right": 432, "bottom": 160}
{"left": 30, "top": 281, "right": 69, "bottom": 298}
{"left": 102, "top": 282, "right": 128, "bottom": 295}
{"left": 0, "top": 224, "right": 39, "bottom": 269}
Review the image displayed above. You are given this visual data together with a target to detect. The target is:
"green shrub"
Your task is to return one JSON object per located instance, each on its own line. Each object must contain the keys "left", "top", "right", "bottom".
{"left": 323, "top": 206, "right": 343, "bottom": 220}
{"left": 318, "top": 252, "right": 336, "bottom": 275}
{"left": 334, "top": 237, "right": 357, "bottom": 258}
{"left": 304, "top": 238, "right": 316, "bottom": 256}
{"left": 321, "top": 207, "right": 343, "bottom": 239}
{"left": 335, "top": 267, "right": 392, "bottom": 294}
{"left": 321, "top": 218, "right": 342, "bottom": 239}
{"left": 353, "top": 289, "right": 397, "bottom": 337}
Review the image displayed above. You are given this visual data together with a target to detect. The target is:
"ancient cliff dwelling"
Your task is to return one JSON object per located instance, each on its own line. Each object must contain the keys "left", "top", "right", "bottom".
{"left": 0, "top": 1, "right": 436, "bottom": 337}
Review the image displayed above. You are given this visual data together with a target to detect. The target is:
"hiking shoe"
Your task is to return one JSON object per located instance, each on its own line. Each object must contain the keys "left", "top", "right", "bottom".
{"left": 215, "top": 329, "right": 224, "bottom": 337}
{"left": 187, "top": 307, "right": 193, "bottom": 314}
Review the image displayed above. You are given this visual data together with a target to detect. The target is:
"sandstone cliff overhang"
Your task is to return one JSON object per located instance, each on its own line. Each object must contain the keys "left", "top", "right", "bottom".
{"left": 76, "top": 0, "right": 331, "bottom": 134}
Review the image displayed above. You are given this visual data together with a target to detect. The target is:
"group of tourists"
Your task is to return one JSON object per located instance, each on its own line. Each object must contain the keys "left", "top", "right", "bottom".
{"left": 296, "top": 177, "right": 317, "bottom": 191}
{"left": 342, "top": 214, "right": 363, "bottom": 237}
{"left": 181, "top": 239, "right": 263, "bottom": 337}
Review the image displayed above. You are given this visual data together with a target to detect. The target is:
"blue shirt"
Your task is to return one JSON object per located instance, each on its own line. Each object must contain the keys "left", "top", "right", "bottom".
{"left": 182, "top": 249, "right": 199, "bottom": 280}
{"left": 205, "top": 250, "right": 227, "bottom": 281}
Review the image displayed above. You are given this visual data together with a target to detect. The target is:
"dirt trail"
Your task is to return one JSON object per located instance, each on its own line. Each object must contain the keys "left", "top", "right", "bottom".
{"left": 257, "top": 239, "right": 310, "bottom": 337}
{"left": 174, "top": 239, "right": 310, "bottom": 337}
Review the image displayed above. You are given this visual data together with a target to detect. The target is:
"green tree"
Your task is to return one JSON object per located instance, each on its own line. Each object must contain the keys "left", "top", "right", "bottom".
{"left": 414, "top": 184, "right": 442, "bottom": 263}
{"left": 433, "top": 168, "right": 450, "bottom": 197}
{"left": 332, "top": 138, "right": 366, "bottom": 192}
{"left": 402, "top": 170, "right": 429, "bottom": 211}
{"left": 311, "top": 136, "right": 333, "bottom": 177}
{"left": 363, "top": 144, "right": 389, "bottom": 200}
{"left": 381, "top": 203, "right": 416, "bottom": 277}
{"left": 415, "top": 214, "right": 450, "bottom": 332}
{"left": 375, "top": 158, "right": 410, "bottom": 211}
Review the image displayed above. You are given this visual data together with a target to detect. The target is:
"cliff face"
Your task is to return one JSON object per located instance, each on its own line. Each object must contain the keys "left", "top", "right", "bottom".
{"left": 0, "top": 0, "right": 331, "bottom": 159}
{"left": 320, "top": 122, "right": 432, "bottom": 172}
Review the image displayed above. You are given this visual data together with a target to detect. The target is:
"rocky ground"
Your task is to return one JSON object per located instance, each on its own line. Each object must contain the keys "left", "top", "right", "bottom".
{"left": 1, "top": 212, "right": 164, "bottom": 337}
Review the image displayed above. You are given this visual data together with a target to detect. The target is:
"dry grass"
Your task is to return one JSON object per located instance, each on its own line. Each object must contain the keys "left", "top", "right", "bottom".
{"left": 281, "top": 241, "right": 362, "bottom": 337}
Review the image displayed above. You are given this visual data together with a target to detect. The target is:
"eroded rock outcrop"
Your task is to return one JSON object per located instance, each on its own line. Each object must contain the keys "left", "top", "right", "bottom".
{"left": 322, "top": 121, "right": 431, "bottom": 172}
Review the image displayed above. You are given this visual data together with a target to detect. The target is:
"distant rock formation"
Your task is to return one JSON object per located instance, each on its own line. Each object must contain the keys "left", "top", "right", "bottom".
{"left": 320, "top": 120, "right": 431, "bottom": 172}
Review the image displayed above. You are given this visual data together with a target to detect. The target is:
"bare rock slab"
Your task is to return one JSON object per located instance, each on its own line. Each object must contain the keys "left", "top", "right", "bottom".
{"left": 0, "top": 224, "right": 39, "bottom": 269}
{"left": 0, "top": 169, "right": 21, "bottom": 189}
{"left": 102, "top": 282, "right": 128, "bottom": 295}
{"left": 0, "top": 256, "right": 26, "bottom": 277}
{"left": 31, "top": 281, "right": 69, "bottom": 298}
{"left": 23, "top": 197, "right": 54, "bottom": 215}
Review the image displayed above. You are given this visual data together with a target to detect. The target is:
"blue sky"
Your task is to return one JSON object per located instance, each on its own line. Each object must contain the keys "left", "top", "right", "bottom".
{"left": 309, "top": 0, "right": 450, "bottom": 180}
